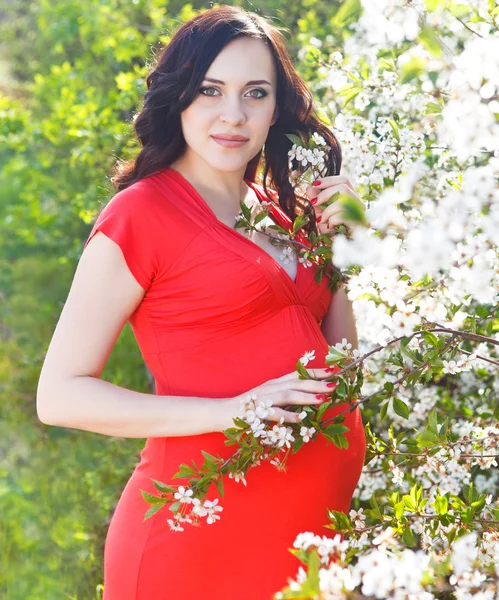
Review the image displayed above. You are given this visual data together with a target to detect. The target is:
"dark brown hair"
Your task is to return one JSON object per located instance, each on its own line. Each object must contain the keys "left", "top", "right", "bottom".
{"left": 111, "top": 4, "right": 342, "bottom": 234}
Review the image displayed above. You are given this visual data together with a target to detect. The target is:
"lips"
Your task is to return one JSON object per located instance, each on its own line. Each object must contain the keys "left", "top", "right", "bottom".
{"left": 211, "top": 134, "right": 249, "bottom": 141}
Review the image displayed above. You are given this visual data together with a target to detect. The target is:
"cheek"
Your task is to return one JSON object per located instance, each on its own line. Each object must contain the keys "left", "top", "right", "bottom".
{"left": 181, "top": 105, "right": 209, "bottom": 127}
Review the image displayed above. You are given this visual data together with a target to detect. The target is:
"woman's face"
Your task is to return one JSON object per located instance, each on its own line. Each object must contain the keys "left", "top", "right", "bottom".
{"left": 179, "top": 36, "right": 279, "bottom": 173}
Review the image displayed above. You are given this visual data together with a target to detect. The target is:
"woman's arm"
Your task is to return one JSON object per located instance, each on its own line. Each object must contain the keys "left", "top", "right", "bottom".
{"left": 36, "top": 231, "right": 234, "bottom": 438}
{"left": 320, "top": 285, "right": 358, "bottom": 350}
{"left": 38, "top": 376, "right": 234, "bottom": 438}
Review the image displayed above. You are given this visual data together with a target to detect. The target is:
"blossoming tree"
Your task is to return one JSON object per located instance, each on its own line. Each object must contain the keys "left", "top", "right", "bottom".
{"left": 276, "top": 0, "right": 499, "bottom": 596}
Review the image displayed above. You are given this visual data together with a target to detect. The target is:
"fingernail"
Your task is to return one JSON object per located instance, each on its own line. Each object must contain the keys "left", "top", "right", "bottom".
{"left": 313, "top": 180, "right": 321, "bottom": 186}
{"left": 316, "top": 394, "right": 326, "bottom": 400}
{"left": 316, "top": 216, "right": 322, "bottom": 223}
{"left": 327, "top": 382, "right": 337, "bottom": 388}
{"left": 325, "top": 367, "right": 335, "bottom": 373}
{"left": 311, "top": 198, "right": 318, "bottom": 205}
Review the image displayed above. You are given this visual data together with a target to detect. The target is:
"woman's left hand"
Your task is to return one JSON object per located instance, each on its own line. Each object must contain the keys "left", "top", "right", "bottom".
{"left": 305, "top": 175, "right": 365, "bottom": 235}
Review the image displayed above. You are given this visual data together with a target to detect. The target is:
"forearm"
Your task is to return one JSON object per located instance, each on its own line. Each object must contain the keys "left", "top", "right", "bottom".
{"left": 321, "top": 286, "right": 359, "bottom": 350}
{"left": 36, "top": 376, "right": 236, "bottom": 438}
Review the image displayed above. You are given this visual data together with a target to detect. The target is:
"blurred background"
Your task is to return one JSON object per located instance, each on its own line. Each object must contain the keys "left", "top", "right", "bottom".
{"left": 0, "top": 0, "right": 352, "bottom": 597}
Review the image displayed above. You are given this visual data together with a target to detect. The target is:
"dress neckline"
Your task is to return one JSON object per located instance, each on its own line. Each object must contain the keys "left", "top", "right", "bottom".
{"left": 163, "top": 167, "right": 303, "bottom": 287}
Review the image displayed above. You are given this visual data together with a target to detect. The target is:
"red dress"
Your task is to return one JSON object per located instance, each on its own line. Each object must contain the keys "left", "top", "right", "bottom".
{"left": 83, "top": 167, "right": 366, "bottom": 600}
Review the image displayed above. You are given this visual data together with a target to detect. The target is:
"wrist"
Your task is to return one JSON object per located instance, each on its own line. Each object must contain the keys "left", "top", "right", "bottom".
{"left": 217, "top": 396, "right": 242, "bottom": 433}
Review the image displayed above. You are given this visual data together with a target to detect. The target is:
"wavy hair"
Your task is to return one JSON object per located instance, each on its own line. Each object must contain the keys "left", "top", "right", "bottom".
{"left": 111, "top": 4, "right": 342, "bottom": 234}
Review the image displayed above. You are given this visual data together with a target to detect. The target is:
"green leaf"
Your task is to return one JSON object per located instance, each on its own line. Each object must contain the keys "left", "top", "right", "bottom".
{"left": 422, "top": 331, "right": 439, "bottom": 347}
{"left": 337, "top": 193, "right": 368, "bottom": 226}
{"left": 325, "top": 346, "right": 347, "bottom": 363}
{"left": 418, "top": 24, "right": 443, "bottom": 58}
{"left": 393, "top": 397, "right": 410, "bottom": 420}
{"left": 403, "top": 495, "right": 416, "bottom": 511}
{"left": 200, "top": 450, "right": 218, "bottom": 470}
{"left": 327, "top": 509, "right": 352, "bottom": 531}
{"left": 331, "top": 433, "right": 349, "bottom": 449}
{"left": 316, "top": 400, "right": 333, "bottom": 422}
{"left": 305, "top": 548, "right": 320, "bottom": 593}
{"left": 388, "top": 119, "right": 400, "bottom": 142}
{"left": 240, "top": 200, "right": 252, "bottom": 221}
{"left": 400, "top": 56, "right": 426, "bottom": 84}
{"left": 215, "top": 477, "right": 225, "bottom": 498}
{"left": 292, "top": 214, "right": 308, "bottom": 233}
{"left": 143, "top": 503, "right": 165, "bottom": 521}
{"left": 232, "top": 417, "right": 249, "bottom": 429}
{"left": 424, "top": 102, "right": 443, "bottom": 115}
{"left": 151, "top": 479, "right": 176, "bottom": 494}
{"left": 428, "top": 408, "right": 439, "bottom": 434}
{"left": 332, "top": 0, "right": 362, "bottom": 27}
{"left": 394, "top": 500, "right": 405, "bottom": 520}
{"left": 140, "top": 490, "right": 168, "bottom": 505}
{"left": 334, "top": 379, "right": 347, "bottom": 399}
{"left": 369, "top": 496, "right": 384, "bottom": 520}
{"left": 434, "top": 493, "right": 449, "bottom": 515}
{"left": 461, "top": 507, "right": 474, "bottom": 524}
{"left": 403, "top": 526, "right": 415, "bottom": 547}
{"left": 172, "top": 463, "right": 196, "bottom": 479}
{"left": 323, "top": 423, "right": 350, "bottom": 437}
{"left": 285, "top": 133, "right": 305, "bottom": 147}
{"left": 292, "top": 435, "right": 304, "bottom": 454}
{"left": 296, "top": 359, "right": 311, "bottom": 379}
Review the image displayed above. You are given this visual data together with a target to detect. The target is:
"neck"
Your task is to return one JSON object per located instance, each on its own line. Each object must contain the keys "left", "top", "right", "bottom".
{"left": 169, "top": 161, "right": 251, "bottom": 210}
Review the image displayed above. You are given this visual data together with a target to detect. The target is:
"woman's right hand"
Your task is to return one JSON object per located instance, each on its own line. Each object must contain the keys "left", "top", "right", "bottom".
{"left": 225, "top": 368, "right": 338, "bottom": 429}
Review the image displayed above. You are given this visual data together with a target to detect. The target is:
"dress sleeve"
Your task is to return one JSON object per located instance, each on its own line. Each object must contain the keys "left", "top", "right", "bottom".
{"left": 83, "top": 183, "right": 159, "bottom": 290}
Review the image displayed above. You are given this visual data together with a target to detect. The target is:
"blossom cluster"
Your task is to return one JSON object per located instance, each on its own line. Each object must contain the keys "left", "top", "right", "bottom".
{"left": 238, "top": 391, "right": 315, "bottom": 451}
{"left": 273, "top": 0, "right": 499, "bottom": 597}
{"left": 166, "top": 487, "right": 223, "bottom": 532}
{"left": 277, "top": 530, "right": 499, "bottom": 599}
{"left": 287, "top": 131, "right": 327, "bottom": 186}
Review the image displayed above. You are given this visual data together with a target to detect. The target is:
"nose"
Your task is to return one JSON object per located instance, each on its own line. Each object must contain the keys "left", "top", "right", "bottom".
{"left": 220, "top": 96, "right": 247, "bottom": 124}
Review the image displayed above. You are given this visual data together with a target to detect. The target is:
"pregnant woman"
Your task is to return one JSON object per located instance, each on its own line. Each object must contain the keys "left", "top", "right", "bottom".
{"left": 36, "top": 5, "right": 366, "bottom": 599}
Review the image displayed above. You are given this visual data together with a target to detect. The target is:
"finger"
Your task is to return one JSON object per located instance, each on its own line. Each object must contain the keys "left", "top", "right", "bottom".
{"left": 306, "top": 177, "right": 358, "bottom": 203}
{"left": 266, "top": 407, "right": 305, "bottom": 424}
{"left": 317, "top": 214, "right": 346, "bottom": 229}
{"left": 308, "top": 367, "right": 338, "bottom": 379}
{"left": 305, "top": 184, "right": 321, "bottom": 202}
{"left": 314, "top": 183, "right": 356, "bottom": 207}
{"left": 311, "top": 175, "right": 351, "bottom": 189}
{"left": 271, "top": 374, "right": 338, "bottom": 394}
{"left": 276, "top": 367, "right": 333, "bottom": 382}
{"left": 317, "top": 205, "right": 343, "bottom": 222}
{"left": 266, "top": 387, "right": 334, "bottom": 407}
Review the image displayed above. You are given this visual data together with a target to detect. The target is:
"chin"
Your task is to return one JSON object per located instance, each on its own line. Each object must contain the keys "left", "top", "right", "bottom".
{"left": 204, "top": 156, "right": 250, "bottom": 172}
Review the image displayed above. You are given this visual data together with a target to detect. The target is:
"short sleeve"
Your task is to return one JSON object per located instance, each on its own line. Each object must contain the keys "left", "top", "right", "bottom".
{"left": 83, "top": 183, "right": 159, "bottom": 290}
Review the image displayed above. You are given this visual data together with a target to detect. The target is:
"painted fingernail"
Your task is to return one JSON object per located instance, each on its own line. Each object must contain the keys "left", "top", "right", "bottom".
{"left": 315, "top": 394, "right": 325, "bottom": 400}
{"left": 313, "top": 180, "right": 321, "bottom": 186}
{"left": 311, "top": 198, "right": 318, "bottom": 205}
{"left": 325, "top": 367, "right": 335, "bottom": 373}
{"left": 316, "top": 216, "right": 322, "bottom": 223}
{"left": 327, "top": 382, "right": 337, "bottom": 388}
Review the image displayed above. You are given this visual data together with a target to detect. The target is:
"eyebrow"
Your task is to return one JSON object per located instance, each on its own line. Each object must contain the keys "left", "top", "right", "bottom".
{"left": 203, "top": 77, "right": 272, "bottom": 86}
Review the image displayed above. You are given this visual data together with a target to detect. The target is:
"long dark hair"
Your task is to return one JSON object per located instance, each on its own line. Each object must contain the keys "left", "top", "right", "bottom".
{"left": 111, "top": 5, "right": 342, "bottom": 235}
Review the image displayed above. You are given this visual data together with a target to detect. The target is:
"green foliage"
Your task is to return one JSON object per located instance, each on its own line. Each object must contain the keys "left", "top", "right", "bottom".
{"left": 0, "top": 0, "right": 350, "bottom": 596}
